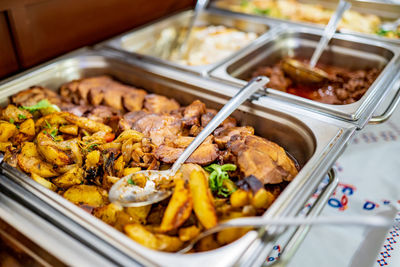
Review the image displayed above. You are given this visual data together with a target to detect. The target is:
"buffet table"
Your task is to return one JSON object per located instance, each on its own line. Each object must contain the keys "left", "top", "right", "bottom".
{"left": 288, "top": 105, "right": 400, "bottom": 267}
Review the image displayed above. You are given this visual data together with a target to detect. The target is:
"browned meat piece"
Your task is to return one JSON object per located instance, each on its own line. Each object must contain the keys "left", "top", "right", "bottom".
{"left": 201, "top": 109, "right": 237, "bottom": 134}
{"left": 182, "top": 100, "right": 206, "bottom": 127}
{"left": 214, "top": 126, "right": 254, "bottom": 148}
{"left": 252, "top": 65, "right": 292, "bottom": 92}
{"left": 155, "top": 136, "right": 218, "bottom": 165}
{"left": 133, "top": 114, "right": 182, "bottom": 146}
{"left": 144, "top": 94, "right": 180, "bottom": 114}
{"left": 11, "top": 86, "right": 62, "bottom": 107}
{"left": 62, "top": 105, "right": 89, "bottom": 117}
{"left": 118, "top": 110, "right": 149, "bottom": 131}
{"left": 228, "top": 135, "right": 298, "bottom": 184}
{"left": 60, "top": 76, "right": 147, "bottom": 111}
{"left": 86, "top": 106, "right": 121, "bottom": 123}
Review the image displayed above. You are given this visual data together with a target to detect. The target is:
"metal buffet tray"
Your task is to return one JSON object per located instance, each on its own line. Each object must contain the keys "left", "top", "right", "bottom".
{"left": 210, "top": 0, "right": 400, "bottom": 45}
{"left": 0, "top": 49, "right": 355, "bottom": 266}
{"left": 210, "top": 26, "right": 400, "bottom": 128}
{"left": 101, "top": 9, "right": 275, "bottom": 76}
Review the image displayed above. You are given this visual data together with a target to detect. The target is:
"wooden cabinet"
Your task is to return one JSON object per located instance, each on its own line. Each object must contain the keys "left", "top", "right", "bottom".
{"left": 0, "top": 0, "right": 194, "bottom": 79}
{"left": 0, "top": 11, "right": 19, "bottom": 78}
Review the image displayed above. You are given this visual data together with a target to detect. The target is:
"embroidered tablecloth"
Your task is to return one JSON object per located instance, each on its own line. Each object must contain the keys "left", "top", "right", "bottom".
{"left": 287, "top": 106, "right": 400, "bottom": 267}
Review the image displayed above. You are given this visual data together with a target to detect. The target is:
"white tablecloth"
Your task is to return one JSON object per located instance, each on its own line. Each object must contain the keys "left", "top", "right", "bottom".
{"left": 287, "top": 106, "right": 400, "bottom": 267}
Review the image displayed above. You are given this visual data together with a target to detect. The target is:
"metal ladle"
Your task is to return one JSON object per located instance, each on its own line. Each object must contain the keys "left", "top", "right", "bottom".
{"left": 282, "top": 0, "right": 352, "bottom": 84}
{"left": 109, "top": 76, "right": 269, "bottom": 207}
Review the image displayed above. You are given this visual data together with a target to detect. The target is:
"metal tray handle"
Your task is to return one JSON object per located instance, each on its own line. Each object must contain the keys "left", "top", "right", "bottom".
{"left": 369, "top": 86, "right": 400, "bottom": 124}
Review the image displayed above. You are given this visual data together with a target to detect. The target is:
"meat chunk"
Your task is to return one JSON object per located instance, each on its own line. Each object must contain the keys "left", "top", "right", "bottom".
{"left": 228, "top": 135, "right": 298, "bottom": 184}
{"left": 11, "top": 86, "right": 62, "bottom": 107}
{"left": 144, "top": 94, "right": 180, "bottom": 114}
{"left": 201, "top": 109, "right": 237, "bottom": 133}
{"left": 155, "top": 136, "right": 218, "bottom": 165}
{"left": 60, "top": 76, "right": 147, "bottom": 111}
{"left": 133, "top": 114, "right": 182, "bottom": 146}
{"left": 182, "top": 100, "right": 206, "bottom": 126}
{"left": 214, "top": 126, "right": 254, "bottom": 148}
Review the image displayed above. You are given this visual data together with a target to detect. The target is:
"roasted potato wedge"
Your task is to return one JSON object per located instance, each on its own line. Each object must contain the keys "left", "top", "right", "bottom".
{"left": 52, "top": 166, "right": 84, "bottom": 189}
{"left": 160, "top": 176, "right": 193, "bottom": 232}
{"left": 59, "top": 124, "right": 78, "bottom": 135}
{"left": 0, "top": 121, "right": 17, "bottom": 142}
{"left": 17, "top": 142, "right": 58, "bottom": 178}
{"left": 124, "top": 224, "right": 183, "bottom": 252}
{"left": 178, "top": 225, "right": 201, "bottom": 242}
{"left": 60, "top": 112, "right": 112, "bottom": 133}
{"left": 31, "top": 173, "right": 57, "bottom": 191}
{"left": 93, "top": 203, "right": 124, "bottom": 225}
{"left": 63, "top": 185, "right": 108, "bottom": 207}
{"left": 36, "top": 132, "right": 72, "bottom": 166}
{"left": 0, "top": 142, "right": 12, "bottom": 152}
{"left": 189, "top": 170, "right": 218, "bottom": 229}
{"left": 125, "top": 205, "right": 152, "bottom": 224}
{"left": 1, "top": 105, "right": 32, "bottom": 123}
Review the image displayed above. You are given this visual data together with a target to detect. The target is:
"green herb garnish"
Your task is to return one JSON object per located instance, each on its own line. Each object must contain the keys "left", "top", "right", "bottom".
{"left": 127, "top": 178, "right": 136, "bottom": 185}
{"left": 44, "top": 120, "right": 52, "bottom": 129}
{"left": 18, "top": 114, "right": 27, "bottom": 120}
{"left": 253, "top": 7, "right": 270, "bottom": 15}
{"left": 86, "top": 144, "right": 98, "bottom": 152}
{"left": 9, "top": 118, "right": 15, "bottom": 124}
{"left": 21, "top": 99, "right": 60, "bottom": 113}
{"left": 204, "top": 163, "right": 237, "bottom": 197}
{"left": 240, "top": 0, "right": 249, "bottom": 7}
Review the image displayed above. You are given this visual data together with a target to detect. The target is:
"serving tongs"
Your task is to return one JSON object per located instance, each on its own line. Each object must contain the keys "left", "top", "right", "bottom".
{"left": 109, "top": 76, "right": 269, "bottom": 207}
{"left": 282, "top": 0, "right": 352, "bottom": 84}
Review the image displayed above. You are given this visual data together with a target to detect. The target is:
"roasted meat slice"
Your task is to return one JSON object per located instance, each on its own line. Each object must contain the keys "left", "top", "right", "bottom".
{"left": 182, "top": 100, "right": 206, "bottom": 127}
{"left": 60, "top": 76, "right": 147, "bottom": 111}
{"left": 144, "top": 94, "right": 180, "bottom": 114}
{"left": 11, "top": 86, "right": 62, "bottom": 107}
{"left": 133, "top": 114, "right": 182, "bottom": 146}
{"left": 155, "top": 136, "right": 218, "bottom": 165}
{"left": 201, "top": 109, "right": 237, "bottom": 133}
{"left": 214, "top": 126, "right": 254, "bottom": 148}
{"left": 228, "top": 135, "right": 298, "bottom": 184}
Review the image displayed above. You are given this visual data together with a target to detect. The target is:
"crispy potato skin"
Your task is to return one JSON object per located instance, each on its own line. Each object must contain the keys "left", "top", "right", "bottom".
{"left": 0, "top": 121, "right": 17, "bottom": 142}
{"left": 52, "top": 166, "right": 84, "bottom": 189}
{"left": 36, "top": 132, "right": 72, "bottom": 166}
{"left": 19, "top": 119, "right": 35, "bottom": 136}
{"left": 17, "top": 142, "right": 58, "bottom": 178}
{"left": 160, "top": 177, "right": 193, "bottom": 232}
{"left": 189, "top": 170, "right": 218, "bottom": 229}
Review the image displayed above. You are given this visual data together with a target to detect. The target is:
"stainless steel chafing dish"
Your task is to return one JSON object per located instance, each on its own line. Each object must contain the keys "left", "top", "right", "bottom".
{"left": 101, "top": 9, "right": 274, "bottom": 76}
{"left": 210, "top": 0, "right": 400, "bottom": 45}
{"left": 210, "top": 26, "right": 400, "bottom": 128}
{"left": 0, "top": 49, "right": 353, "bottom": 266}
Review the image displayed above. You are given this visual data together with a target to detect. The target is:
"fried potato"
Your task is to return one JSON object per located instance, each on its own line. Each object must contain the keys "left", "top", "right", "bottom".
{"left": 160, "top": 177, "right": 193, "bottom": 232}
{"left": 36, "top": 132, "right": 72, "bottom": 166}
{"left": 123, "top": 167, "right": 141, "bottom": 176}
{"left": 1, "top": 105, "right": 32, "bottom": 123}
{"left": 114, "top": 129, "right": 144, "bottom": 143}
{"left": 18, "top": 142, "right": 58, "bottom": 178}
{"left": 189, "top": 170, "right": 217, "bottom": 229}
{"left": 63, "top": 185, "right": 108, "bottom": 207}
{"left": 0, "top": 121, "right": 17, "bottom": 142}
{"left": 114, "top": 155, "right": 125, "bottom": 177}
{"left": 35, "top": 113, "right": 68, "bottom": 130}
{"left": 52, "top": 166, "right": 84, "bottom": 189}
{"left": 216, "top": 227, "right": 250, "bottom": 246}
{"left": 125, "top": 205, "right": 151, "bottom": 224}
{"left": 31, "top": 173, "right": 57, "bottom": 191}
{"left": 178, "top": 225, "right": 201, "bottom": 242}
{"left": 0, "top": 142, "right": 12, "bottom": 152}
{"left": 197, "top": 235, "right": 219, "bottom": 252}
{"left": 59, "top": 124, "right": 78, "bottom": 135}
{"left": 230, "top": 189, "right": 252, "bottom": 208}
{"left": 19, "top": 119, "right": 35, "bottom": 136}
{"left": 124, "top": 224, "right": 183, "bottom": 252}
{"left": 93, "top": 203, "right": 124, "bottom": 225}
{"left": 60, "top": 112, "right": 112, "bottom": 133}
{"left": 85, "top": 150, "right": 100, "bottom": 168}
{"left": 251, "top": 188, "right": 275, "bottom": 209}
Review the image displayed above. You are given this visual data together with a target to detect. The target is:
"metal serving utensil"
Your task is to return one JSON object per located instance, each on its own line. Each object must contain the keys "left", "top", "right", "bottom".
{"left": 109, "top": 76, "right": 269, "bottom": 207}
{"left": 379, "top": 18, "right": 400, "bottom": 32}
{"left": 178, "top": 214, "right": 395, "bottom": 253}
{"left": 282, "top": 0, "right": 352, "bottom": 84}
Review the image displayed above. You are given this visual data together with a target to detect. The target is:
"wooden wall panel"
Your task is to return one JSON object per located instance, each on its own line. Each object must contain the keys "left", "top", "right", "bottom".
{"left": 0, "top": 12, "right": 19, "bottom": 78}
{"left": 7, "top": 0, "right": 194, "bottom": 68}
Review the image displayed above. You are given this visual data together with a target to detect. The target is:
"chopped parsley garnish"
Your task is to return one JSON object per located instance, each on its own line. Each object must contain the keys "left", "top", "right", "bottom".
{"left": 9, "top": 118, "right": 14, "bottom": 124}
{"left": 204, "top": 163, "right": 237, "bottom": 197}
{"left": 21, "top": 99, "right": 60, "bottom": 113}
{"left": 127, "top": 178, "right": 136, "bottom": 185}
{"left": 86, "top": 144, "right": 98, "bottom": 152}
{"left": 18, "top": 114, "right": 27, "bottom": 120}
{"left": 44, "top": 120, "right": 52, "bottom": 129}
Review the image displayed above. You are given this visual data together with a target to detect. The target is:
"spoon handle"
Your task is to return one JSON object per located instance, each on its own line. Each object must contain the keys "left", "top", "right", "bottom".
{"left": 170, "top": 76, "right": 269, "bottom": 173}
{"left": 177, "top": 0, "right": 210, "bottom": 59}
{"left": 309, "top": 0, "right": 351, "bottom": 68}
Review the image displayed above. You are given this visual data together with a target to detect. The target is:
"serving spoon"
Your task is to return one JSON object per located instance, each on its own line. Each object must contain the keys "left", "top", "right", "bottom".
{"left": 282, "top": 0, "right": 352, "bottom": 84}
{"left": 109, "top": 76, "right": 269, "bottom": 207}
{"left": 178, "top": 214, "right": 396, "bottom": 253}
